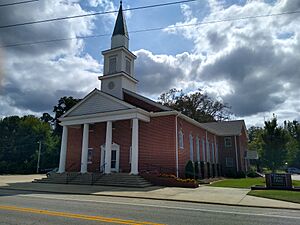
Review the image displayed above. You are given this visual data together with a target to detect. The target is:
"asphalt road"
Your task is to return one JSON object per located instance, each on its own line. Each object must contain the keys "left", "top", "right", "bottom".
{"left": 0, "top": 189, "right": 299, "bottom": 225}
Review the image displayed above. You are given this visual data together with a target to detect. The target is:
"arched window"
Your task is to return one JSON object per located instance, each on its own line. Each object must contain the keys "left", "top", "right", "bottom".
{"left": 202, "top": 138, "right": 206, "bottom": 161}
{"left": 196, "top": 136, "right": 200, "bottom": 162}
{"left": 189, "top": 134, "right": 194, "bottom": 161}
{"left": 179, "top": 129, "right": 184, "bottom": 149}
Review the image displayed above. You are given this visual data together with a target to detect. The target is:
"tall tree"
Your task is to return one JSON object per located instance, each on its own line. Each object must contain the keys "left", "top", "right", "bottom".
{"left": 260, "top": 116, "right": 289, "bottom": 172}
{"left": 0, "top": 115, "right": 58, "bottom": 174}
{"left": 53, "top": 96, "right": 81, "bottom": 135}
{"left": 284, "top": 120, "right": 300, "bottom": 167}
{"left": 158, "top": 89, "right": 231, "bottom": 122}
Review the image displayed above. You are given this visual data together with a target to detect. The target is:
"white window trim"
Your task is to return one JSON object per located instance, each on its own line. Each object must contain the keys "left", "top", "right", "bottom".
{"left": 196, "top": 136, "right": 200, "bottom": 162}
{"left": 224, "top": 137, "right": 232, "bottom": 148}
{"left": 189, "top": 134, "right": 194, "bottom": 161}
{"left": 202, "top": 138, "right": 205, "bottom": 161}
{"left": 225, "top": 157, "right": 234, "bottom": 167}
{"left": 179, "top": 129, "right": 184, "bottom": 149}
{"left": 88, "top": 148, "right": 93, "bottom": 164}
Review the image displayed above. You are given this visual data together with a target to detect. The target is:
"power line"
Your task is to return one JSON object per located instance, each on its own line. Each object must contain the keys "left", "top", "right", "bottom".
{"left": 0, "top": 0, "right": 38, "bottom": 7}
{"left": 0, "top": 0, "right": 198, "bottom": 29}
{"left": 1, "top": 9, "right": 300, "bottom": 49}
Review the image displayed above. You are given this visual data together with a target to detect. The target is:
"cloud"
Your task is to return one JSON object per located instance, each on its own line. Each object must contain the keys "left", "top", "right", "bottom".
{"left": 156, "top": 0, "right": 300, "bottom": 121}
{"left": 0, "top": 0, "right": 101, "bottom": 117}
{"left": 134, "top": 49, "right": 202, "bottom": 97}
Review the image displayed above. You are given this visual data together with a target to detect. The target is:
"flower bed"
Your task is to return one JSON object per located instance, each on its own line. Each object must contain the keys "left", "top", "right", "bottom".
{"left": 141, "top": 173, "right": 199, "bottom": 188}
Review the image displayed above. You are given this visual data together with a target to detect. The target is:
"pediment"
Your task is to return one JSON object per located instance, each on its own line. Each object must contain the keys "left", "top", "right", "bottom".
{"left": 62, "top": 89, "right": 134, "bottom": 118}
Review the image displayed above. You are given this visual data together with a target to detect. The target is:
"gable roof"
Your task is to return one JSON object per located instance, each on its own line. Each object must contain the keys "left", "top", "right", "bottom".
{"left": 200, "top": 120, "right": 247, "bottom": 136}
{"left": 61, "top": 89, "right": 135, "bottom": 118}
{"left": 123, "top": 89, "right": 172, "bottom": 112}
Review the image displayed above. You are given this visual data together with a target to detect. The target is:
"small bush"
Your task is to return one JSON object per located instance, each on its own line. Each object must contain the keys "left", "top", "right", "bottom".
{"left": 236, "top": 171, "right": 246, "bottom": 178}
{"left": 247, "top": 167, "right": 259, "bottom": 178}
{"left": 185, "top": 160, "right": 195, "bottom": 179}
{"left": 225, "top": 169, "right": 236, "bottom": 178}
{"left": 194, "top": 161, "right": 200, "bottom": 179}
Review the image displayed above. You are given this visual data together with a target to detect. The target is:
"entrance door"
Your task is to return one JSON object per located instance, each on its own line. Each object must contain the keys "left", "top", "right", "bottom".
{"left": 100, "top": 143, "right": 120, "bottom": 172}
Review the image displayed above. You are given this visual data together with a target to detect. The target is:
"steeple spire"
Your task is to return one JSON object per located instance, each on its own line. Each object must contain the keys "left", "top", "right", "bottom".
{"left": 111, "top": 1, "right": 129, "bottom": 48}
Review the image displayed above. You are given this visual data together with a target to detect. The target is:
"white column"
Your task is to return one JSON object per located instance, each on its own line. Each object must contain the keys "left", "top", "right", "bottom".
{"left": 58, "top": 125, "right": 68, "bottom": 173}
{"left": 80, "top": 123, "right": 89, "bottom": 173}
{"left": 130, "top": 118, "right": 139, "bottom": 175}
{"left": 104, "top": 121, "right": 112, "bottom": 174}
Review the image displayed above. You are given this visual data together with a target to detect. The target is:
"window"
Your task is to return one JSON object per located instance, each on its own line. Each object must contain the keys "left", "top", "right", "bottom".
{"left": 196, "top": 136, "right": 200, "bottom": 162}
{"left": 206, "top": 140, "right": 210, "bottom": 162}
{"left": 216, "top": 144, "right": 219, "bottom": 163}
{"left": 211, "top": 143, "right": 215, "bottom": 163}
{"left": 179, "top": 130, "right": 184, "bottom": 149}
{"left": 225, "top": 157, "right": 234, "bottom": 167}
{"left": 224, "top": 137, "right": 232, "bottom": 147}
{"left": 109, "top": 56, "right": 117, "bottom": 73}
{"left": 202, "top": 138, "right": 205, "bottom": 161}
{"left": 88, "top": 148, "right": 93, "bottom": 164}
{"left": 189, "top": 134, "right": 194, "bottom": 161}
{"left": 125, "top": 57, "right": 131, "bottom": 74}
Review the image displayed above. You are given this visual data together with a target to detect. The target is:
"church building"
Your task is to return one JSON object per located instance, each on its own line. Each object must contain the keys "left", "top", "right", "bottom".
{"left": 57, "top": 2, "right": 248, "bottom": 179}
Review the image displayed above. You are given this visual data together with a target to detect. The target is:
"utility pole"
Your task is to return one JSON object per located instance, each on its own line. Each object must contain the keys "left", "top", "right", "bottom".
{"left": 36, "top": 141, "right": 42, "bottom": 174}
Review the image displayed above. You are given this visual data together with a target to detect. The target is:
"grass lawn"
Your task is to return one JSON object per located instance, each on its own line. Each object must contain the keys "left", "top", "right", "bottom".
{"left": 248, "top": 190, "right": 300, "bottom": 204}
{"left": 210, "top": 177, "right": 300, "bottom": 189}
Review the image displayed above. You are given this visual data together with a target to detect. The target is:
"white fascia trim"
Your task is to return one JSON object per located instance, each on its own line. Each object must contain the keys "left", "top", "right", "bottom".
{"left": 61, "top": 89, "right": 136, "bottom": 119}
{"left": 102, "top": 46, "right": 137, "bottom": 59}
{"left": 60, "top": 109, "right": 150, "bottom": 126}
{"left": 98, "top": 72, "right": 138, "bottom": 83}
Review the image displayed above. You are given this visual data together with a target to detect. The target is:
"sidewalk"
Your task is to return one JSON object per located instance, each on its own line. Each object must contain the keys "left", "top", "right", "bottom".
{"left": 0, "top": 175, "right": 299, "bottom": 210}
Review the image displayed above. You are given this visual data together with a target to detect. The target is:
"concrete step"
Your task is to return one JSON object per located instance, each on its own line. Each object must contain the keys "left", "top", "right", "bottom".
{"left": 33, "top": 173, "right": 153, "bottom": 188}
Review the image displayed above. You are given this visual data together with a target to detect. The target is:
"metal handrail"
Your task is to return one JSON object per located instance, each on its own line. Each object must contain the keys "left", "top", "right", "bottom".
{"left": 91, "top": 163, "right": 107, "bottom": 185}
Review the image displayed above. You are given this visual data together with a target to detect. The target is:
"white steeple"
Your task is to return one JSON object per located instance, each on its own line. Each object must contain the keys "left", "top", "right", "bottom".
{"left": 99, "top": 1, "right": 137, "bottom": 99}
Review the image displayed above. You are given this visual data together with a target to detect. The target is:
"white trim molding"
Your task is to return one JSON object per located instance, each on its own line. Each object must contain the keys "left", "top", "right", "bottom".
{"left": 59, "top": 108, "right": 150, "bottom": 126}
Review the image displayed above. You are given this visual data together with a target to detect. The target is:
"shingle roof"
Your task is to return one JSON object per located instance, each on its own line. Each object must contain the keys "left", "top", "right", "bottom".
{"left": 200, "top": 120, "right": 246, "bottom": 136}
{"left": 123, "top": 89, "right": 172, "bottom": 112}
{"left": 112, "top": 2, "right": 128, "bottom": 38}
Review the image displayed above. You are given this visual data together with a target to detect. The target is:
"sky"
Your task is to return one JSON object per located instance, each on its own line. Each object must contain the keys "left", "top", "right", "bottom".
{"left": 0, "top": 0, "right": 300, "bottom": 128}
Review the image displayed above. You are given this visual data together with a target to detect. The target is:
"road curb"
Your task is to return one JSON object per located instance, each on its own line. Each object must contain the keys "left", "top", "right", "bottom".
{"left": 1, "top": 186, "right": 300, "bottom": 211}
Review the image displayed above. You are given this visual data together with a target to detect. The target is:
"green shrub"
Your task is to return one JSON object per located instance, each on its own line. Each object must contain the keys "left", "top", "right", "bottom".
{"left": 185, "top": 160, "right": 195, "bottom": 179}
{"left": 236, "top": 171, "right": 246, "bottom": 178}
{"left": 247, "top": 166, "right": 260, "bottom": 178}
{"left": 194, "top": 161, "right": 199, "bottom": 179}
{"left": 225, "top": 169, "right": 236, "bottom": 178}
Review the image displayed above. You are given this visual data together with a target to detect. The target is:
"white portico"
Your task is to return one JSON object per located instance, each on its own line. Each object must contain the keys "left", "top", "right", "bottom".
{"left": 58, "top": 89, "right": 150, "bottom": 174}
{"left": 58, "top": 2, "right": 147, "bottom": 175}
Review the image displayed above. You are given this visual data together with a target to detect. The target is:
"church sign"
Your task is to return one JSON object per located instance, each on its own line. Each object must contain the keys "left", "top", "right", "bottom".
{"left": 265, "top": 173, "right": 292, "bottom": 189}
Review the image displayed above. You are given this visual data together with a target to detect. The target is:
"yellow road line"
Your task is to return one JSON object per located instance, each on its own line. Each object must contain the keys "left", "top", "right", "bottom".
{"left": 0, "top": 205, "right": 165, "bottom": 225}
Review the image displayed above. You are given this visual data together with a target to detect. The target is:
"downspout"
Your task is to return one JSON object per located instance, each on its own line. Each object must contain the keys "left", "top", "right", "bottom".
{"left": 234, "top": 136, "right": 239, "bottom": 172}
{"left": 205, "top": 131, "right": 208, "bottom": 162}
{"left": 175, "top": 112, "right": 181, "bottom": 178}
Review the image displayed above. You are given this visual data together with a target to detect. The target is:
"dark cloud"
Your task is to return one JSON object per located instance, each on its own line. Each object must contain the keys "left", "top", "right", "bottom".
{"left": 135, "top": 49, "right": 185, "bottom": 95}
{"left": 206, "top": 31, "right": 227, "bottom": 51}
{"left": 0, "top": 1, "right": 93, "bottom": 57}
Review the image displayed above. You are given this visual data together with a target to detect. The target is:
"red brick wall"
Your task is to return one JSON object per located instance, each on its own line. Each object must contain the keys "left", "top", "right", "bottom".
{"left": 139, "top": 115, "right": 176, "bottom": 173}
{"left": 66, "top": 125, "right": 82, "bottom": 172}
{"left": 177, "top": 118, "right": 219, "bottom": 177}
{"left": 64, "top": 115, "right": 246, "bottom": 177}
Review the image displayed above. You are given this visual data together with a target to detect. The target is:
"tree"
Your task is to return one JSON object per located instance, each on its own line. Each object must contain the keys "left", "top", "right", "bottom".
{"left": 284, "top": 120, "right": 300, "bottom": 168}
{"left": 260, "top": 116, "right": 289, "bottom": 173}
{"left": 0, "top": 115, "right": 59, "bottom": 174}
{"left": 158, "top": 89, "right": 231, "bottom": 122}
{"left": 53, "top": 96, "right": 81, "bottom": 135}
